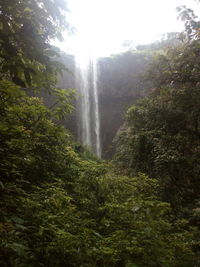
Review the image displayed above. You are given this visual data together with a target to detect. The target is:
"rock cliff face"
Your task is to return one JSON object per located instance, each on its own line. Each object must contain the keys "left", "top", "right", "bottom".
{"left": 56, "top": 53, "right": 77, "bottom": 137}
{"left": 58, "top": 51, "right": 152, "bottom": 158}
{"left": 98, "top": 52, "right": 152, "bottom": 158}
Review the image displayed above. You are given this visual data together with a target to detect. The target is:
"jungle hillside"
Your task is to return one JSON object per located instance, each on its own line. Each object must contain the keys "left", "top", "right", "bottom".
{"left": 0, "top": 1, "right": 200, "bottom": 266}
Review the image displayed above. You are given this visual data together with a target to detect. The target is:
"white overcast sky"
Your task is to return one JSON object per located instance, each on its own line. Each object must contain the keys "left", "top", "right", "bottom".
{"left": 57, "top": 0, "right": 200, "bottom": 56}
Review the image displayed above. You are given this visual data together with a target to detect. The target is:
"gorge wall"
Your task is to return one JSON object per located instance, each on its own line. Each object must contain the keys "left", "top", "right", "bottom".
{"left": 57, "top": 51, "right": 152, "bottom": 158}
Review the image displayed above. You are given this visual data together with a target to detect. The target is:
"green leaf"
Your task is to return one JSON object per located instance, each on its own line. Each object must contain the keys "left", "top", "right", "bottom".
{"left": 24, "top": 70, "right": 31, "bottom": 86}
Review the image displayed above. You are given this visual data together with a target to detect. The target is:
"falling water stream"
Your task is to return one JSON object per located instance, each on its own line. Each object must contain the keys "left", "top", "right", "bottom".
{"left": 92, "top": 58, "right": 101, "bottom": 157}
{"left": 75, "top": 55, "right": 101, "bottom": 157}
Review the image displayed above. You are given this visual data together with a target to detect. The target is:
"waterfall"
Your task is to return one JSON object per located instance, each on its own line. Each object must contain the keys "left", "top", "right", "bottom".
{"left": 75, "top": 55, "right": 101, "bottom": 157}
{"left": 92, "top": 58, "right": 101, "bottom": 157}
{"left": 76, "top": 57, "right": 92, "bottom": 148}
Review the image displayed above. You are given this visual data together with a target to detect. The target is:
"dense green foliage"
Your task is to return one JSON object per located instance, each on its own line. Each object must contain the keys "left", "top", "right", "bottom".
{"left": 0, "top": 0, "right": 71, "bottom": 90}
{"left": 114, "top": 38, "right": 200, "bottom": 211}
{"left": 1, "top": 82, "right": 197, "bottom": 266}
{"left": 114, "top": 4, "right": 200, "bottom": 264}
{"left": 0, "top": 0, "right": 200, "bottom": 266}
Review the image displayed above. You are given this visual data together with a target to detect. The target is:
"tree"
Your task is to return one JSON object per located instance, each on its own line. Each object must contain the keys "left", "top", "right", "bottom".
{"left": 0, "top": 0, "right": 72, "bottom": 90}
{"left": 177, "top": 4, "right": 200, "bottom": 40}
{"left": 114, "top": 2, "right": 200, "bottom": 214}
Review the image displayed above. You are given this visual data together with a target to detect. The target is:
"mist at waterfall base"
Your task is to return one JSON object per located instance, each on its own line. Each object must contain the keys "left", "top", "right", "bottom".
{"left": 75, "top": 53, "right": 101, "bottom": 157}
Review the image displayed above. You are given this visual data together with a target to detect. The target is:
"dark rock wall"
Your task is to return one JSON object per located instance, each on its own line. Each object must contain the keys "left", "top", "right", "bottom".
{"left": 56, "top": 53, "right": 78, "bottom": 137}
{"left": 58, "top": 51, "right": 152, "bottom": 158}
{"left": 98, "top": 52, "right": 152, "bottom": 158}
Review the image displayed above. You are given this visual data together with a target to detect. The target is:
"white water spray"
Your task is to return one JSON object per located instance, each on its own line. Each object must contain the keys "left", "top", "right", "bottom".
{"left": 75, "top": 54, "right": 101, "bottom": 157}
{"left": 75, "top": 57, "right": 91, "bottom": 148}
{"left": 92, "top": 58, "right": 101, "bottom": 157}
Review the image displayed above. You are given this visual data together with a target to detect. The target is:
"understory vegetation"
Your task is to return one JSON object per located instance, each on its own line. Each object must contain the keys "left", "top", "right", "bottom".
{"left": 0, "top": 0, "right": 200, "bottom": 266}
